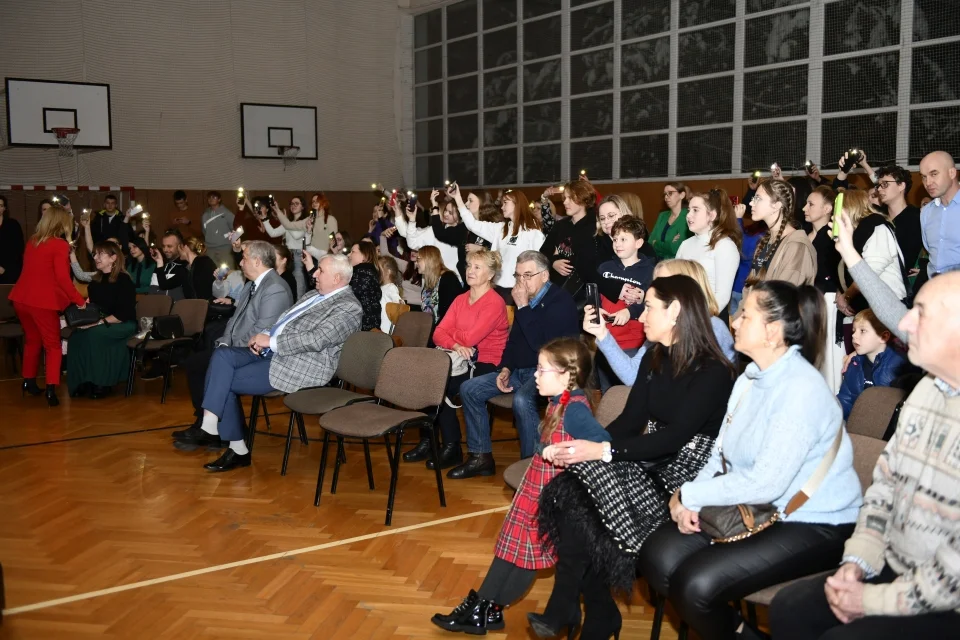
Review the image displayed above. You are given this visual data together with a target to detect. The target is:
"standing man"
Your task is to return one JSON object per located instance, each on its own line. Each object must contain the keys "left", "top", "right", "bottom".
{"left": 91, "top": 193, "right": 131, "bottom": 246}
{"left": 201, "top": 191, "right": 236, "bottom": 266}
{"left": 170, "top": 190, "right": 194, "bottom": 239}
{"left": 918, "top": 151, "right": 960, "bottom": 282}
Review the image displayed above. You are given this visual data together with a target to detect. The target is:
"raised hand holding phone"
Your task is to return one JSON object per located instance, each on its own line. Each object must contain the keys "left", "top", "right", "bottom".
{"left": 581, "top": 305, "right": 609, "bottom": 341}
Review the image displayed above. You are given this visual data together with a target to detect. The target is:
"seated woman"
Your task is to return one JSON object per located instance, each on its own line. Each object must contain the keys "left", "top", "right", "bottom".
{"left": 416, "top": 245, "right": 463, "bottom": 326}
{"left": 431, "top": 338, "right": 610, "bottom": 635}
{"left": 530, "top": 275, "right": 737, "bottom": 639}
{"left": 346, "top": 242, "right": 382, "bottom": 331}
{"left": 426, "top": 248, "right": 509, "bottom": 471}
{"left": 637, "top": 281, "right": 864, "bottom": 640}
{"left": 837, "top": 309, "right": 907, "bottom": 420}
{"left": 273, "top": 245, "right": 298, "bottom": 301}
{"left": 68, "top": 242, "right": 138, "bottom": 399}
{"left": 126, "top": 236, "right": 156, "bottom": 294}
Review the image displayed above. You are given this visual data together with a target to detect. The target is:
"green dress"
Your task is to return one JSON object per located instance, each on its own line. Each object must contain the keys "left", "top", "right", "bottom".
{"left": 649, "top": 209, "right": 690, "bottom": 260}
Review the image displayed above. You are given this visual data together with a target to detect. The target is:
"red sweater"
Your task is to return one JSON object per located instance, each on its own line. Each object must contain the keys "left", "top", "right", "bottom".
{"left": 10, "top": 238, "right": 86, "bottom": 311}
{"left": 433, "top": 288, "right": 509, "bottom": 366}
{"left": 601, "top": 295, "right": 646, "bottom": 350}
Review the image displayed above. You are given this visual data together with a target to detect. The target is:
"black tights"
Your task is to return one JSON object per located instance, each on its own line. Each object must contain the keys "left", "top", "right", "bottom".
{"left": 477, "top": 558, "right": 536, "bottom": 605}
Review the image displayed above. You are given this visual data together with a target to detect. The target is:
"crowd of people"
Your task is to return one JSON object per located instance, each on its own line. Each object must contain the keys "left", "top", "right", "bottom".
{"left": 2, "top": 147, "right": 958, "bottom": 638}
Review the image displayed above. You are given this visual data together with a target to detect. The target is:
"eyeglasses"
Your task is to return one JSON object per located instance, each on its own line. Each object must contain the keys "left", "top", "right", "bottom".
{"left": 876, "top": 180, "right": 897, "bottom": 189}
{"left": 535, "top": 365, "right": 564, "bottom": 375}
{"left": 513, "top": 269, "right": 546, "bottom": 282}
{"left": 663, "top": 190, "right": 678, "bottom": 197}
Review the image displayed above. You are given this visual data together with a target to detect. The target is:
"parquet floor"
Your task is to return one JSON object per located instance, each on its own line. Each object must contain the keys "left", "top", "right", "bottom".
{"left": 0, "top": 366, "right": 683, "bottom": 639}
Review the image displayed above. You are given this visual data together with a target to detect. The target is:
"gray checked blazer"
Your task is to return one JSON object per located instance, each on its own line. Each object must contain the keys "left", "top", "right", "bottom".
{"left": 219, "top": 269, "right": 293, "bottom": 347}
{"left": 268, "top": 287, "right": 363, "bottom": 393}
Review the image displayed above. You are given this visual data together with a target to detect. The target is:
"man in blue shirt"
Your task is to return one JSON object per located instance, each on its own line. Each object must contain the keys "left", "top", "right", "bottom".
{"left": 919, "top": 151, "right": 960, "bottom": 279}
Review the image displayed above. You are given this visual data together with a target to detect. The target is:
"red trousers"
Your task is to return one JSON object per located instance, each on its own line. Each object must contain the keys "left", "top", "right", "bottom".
{"left": 13, "top": 302, "right": 63, "bottom": 386}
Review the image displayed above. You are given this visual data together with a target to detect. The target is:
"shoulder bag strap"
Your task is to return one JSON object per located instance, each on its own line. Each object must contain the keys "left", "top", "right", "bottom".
{"left": 716, "top": 380, "right": 754, "bottom": 475}
{"left": 783, "top": 425, "right": 845, "bottom": 516}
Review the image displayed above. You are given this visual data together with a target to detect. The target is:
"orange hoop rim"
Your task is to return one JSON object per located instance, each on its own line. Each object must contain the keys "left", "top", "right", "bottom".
{"left": 51, "top": 127, "right": 80, "bottom": 138}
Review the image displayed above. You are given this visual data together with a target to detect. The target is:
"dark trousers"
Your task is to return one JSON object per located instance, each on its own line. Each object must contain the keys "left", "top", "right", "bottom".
{"left": 770, "top": 566, "right": 960, "bottom": 640}
{"left": 637, "top": 521, "right": 855, "bottom": 640}
{"left": 435, "top": 362, "right": 497, "bottom": 446}
{"left": 185, "top": 347, "right": 214, "bottom": 420}
{"left": 200, "top": 347, "right": 276, "bottom": 442}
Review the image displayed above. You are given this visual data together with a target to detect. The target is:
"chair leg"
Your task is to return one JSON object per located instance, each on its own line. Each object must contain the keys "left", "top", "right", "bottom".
{"left": 383, "top": 434, "right": 394, "bottom": 464}
{"left": 314, "top": 430, "right": 331, "bottom": 506}
{"left": 262, "top": 401, "right": 271, "bottom": 431}
{"left": 678, "top": 622, "right": 688, "bottom": 640}
{"left": 649, "top": 593, "right": 665, "bottom": 640}
{"left": 428, "top": 425, "right": 446, "bottom": 508}
{"left": 247, "top": 396, "right": 261, "bottom": 452}
{"left": 338, "top": 443, "right": 347, "bottom": 464}
{"left": 746, "top": 602, "right": 758, "bottom": 626}
{"left": 362, "top": 438, "right": 375, "bottom": 490}
{"left": 331, "top": 436, "right": 345, "bottom": 494}
{"left": 384, "top": 428, "right": 404, "bottom": 526}
{"left": 125, "top": 351, "right": 136, "bottom": 396}
{"left": 296, "top": 413, "right": 309, "bottom": 445}
{"left": 281, "top": 412, "right": 296, "bottom": 476}
{"left": 160, "top": 355, "right": 170, "bottom": 404}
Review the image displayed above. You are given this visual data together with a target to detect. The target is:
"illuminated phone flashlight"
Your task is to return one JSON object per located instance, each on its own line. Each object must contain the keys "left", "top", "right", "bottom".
{"left": 559, "top": 185, "right": 565, "bottom": 192}
{"left": 82, "top": 208, "right": 90, "bottom": 214}
{"left": 580, "top": 169, "right": 587, "bottom": 176}
{"left": 444, "top": 180, "right": 451, "bottom": 186}
{"left": 237, "top": 187, "right": 244, "bottom": 195}
{"left": 805, "top": 160, "right": 813, "bottom": 168}
{"left": 371, "top": 183, "right": 378, "bottom": 190}
{"left": 406, "top": 190, "right": 414, "bottom": 197}
{"left": 753, "top": 170, "right": 762, "bottom": 178}
{"left": 52, "top": 196, "right": 60, "bottom": 203}
{"left": 142, "top": 212, "right": 150, "bottom": 220}
{"left": 220, "top": 263, "right": 228, "bottom": 270}
{"left": 380, "top": 196, "right": 386, "bottom": 202}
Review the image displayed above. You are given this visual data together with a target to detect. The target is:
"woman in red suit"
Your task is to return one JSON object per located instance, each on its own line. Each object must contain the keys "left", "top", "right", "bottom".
{"left": 10, "top": 204, "right": 86, "bottom": 406}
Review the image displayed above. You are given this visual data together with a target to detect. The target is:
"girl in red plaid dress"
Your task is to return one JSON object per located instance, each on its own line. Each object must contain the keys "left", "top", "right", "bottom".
{"left": 431, "top": 337, "right": 612, "bottom": 635}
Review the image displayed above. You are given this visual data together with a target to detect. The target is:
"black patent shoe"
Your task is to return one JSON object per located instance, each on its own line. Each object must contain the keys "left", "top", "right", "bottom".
{"left": 431, "top": 589, "right": 479, "bottom": 631}
{"left": 527, "top": 612, "right": 582, "bottom": 639}
{"left": 402, "top": 437, "right": 432, "bottom": 462}
{"left": 22, "top": 378, "right": 43, "bottom": 397}
{"left": 447, "top": 452, "right": 495, "bottom": 479}
{"left": 426, "top": 442, "right": 463, "bottom": 470}
{"left": 432, "top": 591, "right": 505, "bottom": 635}
{"left": 203, "top": 449, "right": 251, "bottom": 472}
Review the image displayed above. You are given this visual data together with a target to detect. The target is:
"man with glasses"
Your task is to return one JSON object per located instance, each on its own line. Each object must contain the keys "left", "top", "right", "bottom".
{"left": 443, "top": 250, "right": 579, "bottom": 479}
{"left": 875, "top": 165, "right": 924, "bottom": 284}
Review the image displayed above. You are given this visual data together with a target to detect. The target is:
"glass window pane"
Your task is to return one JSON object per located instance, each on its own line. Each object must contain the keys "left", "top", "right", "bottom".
{"left": 524, "top": 102, "right": 562, "bottom": 143}
{"left": 415, "top": 46, "right": 443, "bottom": 84}
{"left": 484, "top": 0, "right": 517, "bottom": 30}
{"left": 747, "top": 0, "right": 805, "bottom": 12}
{"left": 823, "top": 52, "right": 899, "bottom": 113}
{"left": 524, "top": 15, "right": 561, "bottom": 60}
{"left": 571, "top": 94, "right": 614, "bottom": 138}
{"left": 824, "top": 0, "right": 900, "bottom": 57}
{"left": 911, "top": 42, "right": 960, "bottom": 105}
{"left": 677, "top": 76, "right": 735, "bottom": 127}
{"left": 909, "top": 106, "right": 960, "bottom": 165}
{"left": 524, "top": 59, "right": 562, "bottom": 101}
{"left": 914, "top": 0, "right": 960, "bottom": 41}
{"left": 571, "top": 2, "right": 614, "bottom": 51}
{"left": 485, "top": 148, "right": 518, "bottom": 185}
{"left": 679, "top": 24, "right": 735, "bottom": 77}
{"left": 447, "top": 0, "right": 478, "bottom": 40}
{"left": 679, "top": 0, "right": 736, "bottom": 28}
{"left": 621, "top": 37, "right": 671, "bottom": 87}
{"left": 621, "top": 134, "right": 669, "bottom": 178}
{"left": 416, "top": 82, "right": 444, "bottom": 119}
{"left": 821, "top": 113, "right": 897, "bottom": 169}
{"left": 448, "top": 75, "right": 479, "bottom": 114}
{"left": 571, "top": 48, "right": 614, "bottom": 94}
{"left": 484, "top": 68, "right": 518, "bottom": 108}
{"left": 416, "top": 155, "right": 444, "bottom": 189}
{"left": 449, "top": 114, "right": 479, "bottom": 150}
{"left": 742, "top": 121, "right": 807, "bottom": 174}
{"left": 743, "top": 65, "right": 808, "bottom": 120}
{"left": 448, "top": 37, "right": 478, "bottom": 77}
{"left": 524, "top": 144, "right": 562, "bottom": 184}
{"left": 416, "top": 119, "right": 444, "bottom": 154}
{"left": 449, "top": 152, "right": 480, "bottom": 187}
{"left": 622, "top": 86, "right": 670, "bottom": 133}
{"left": 623, "top": 0, "right": 671, "bottom": 39}
{"left": 744, "top": 9, "right": 810, "bottom": 68}
{"left": 484, "top": 27, "right": 517, "bottom": 69}
{"left": 525, "top": 0, "right": 561, "bottom": 19}
{"left": 570, "top": 139, "right": 613, "bottom": 180}
{"left": 415, "top": 9, "right": 442, "bottom": 48}
{"left": 484, "top": 108, "right": 518, "bottom": 147}
{"left": 677, "top": 127, "right": 733, "bottom": 175}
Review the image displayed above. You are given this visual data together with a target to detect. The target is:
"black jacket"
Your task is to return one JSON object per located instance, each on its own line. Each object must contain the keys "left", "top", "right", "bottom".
{"left": 539, "top": 210, "right": 600, "bottom": 287}
{"left": 92, "top": 211, "right": 132, "bottom": 246}
{"left": 350, "top": 262, "right": 382, "bottom": 331}
{"left": 499, "top": 283, "right": 579, "bottom": 371}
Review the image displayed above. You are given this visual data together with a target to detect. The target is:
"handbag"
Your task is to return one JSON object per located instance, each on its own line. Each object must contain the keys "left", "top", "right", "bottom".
{"left": 63, "top": 302, "right": 102, "bottom": 327}
{"left": 697, "top": 382, "right": 844, "bottom": 544}
{"left": 150, "top": 314, "right": 185, "bottom": 340}
{"left": 206, "top": 302, "right": 236, "bottom": 321}
{"left": 438, "top": 347, "right": 475, "bottom": 378}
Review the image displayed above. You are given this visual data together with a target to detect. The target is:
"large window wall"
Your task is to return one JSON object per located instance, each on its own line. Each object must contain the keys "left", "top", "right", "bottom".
{"left": 413, "top": 0, "right": 960, "bottom": 187}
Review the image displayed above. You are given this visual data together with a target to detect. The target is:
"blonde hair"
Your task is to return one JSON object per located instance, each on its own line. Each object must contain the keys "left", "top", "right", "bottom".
{"left": 618, "top": 192, "right": 645, "bottom": 222}
{"left": 842, "top": 189, "right": 881, "bottom": 226}
{"left": 417, "top": 245, "right": 451, "bottom": 291}
{"left": 34, "top": 204, "right": 74, "bottom": 246}
{"left": 467, "top": 247, "right": 502, "bottom": 284}
{"left": 596, "top": 194, "right": 636, "bottom": 236}
{"left": 183, "top": 236, "right": 206, "bottom": 256}
{"left": 379, "top": 256, "right": 402, "bottom": 288}
{"left": 538, "top": 338, "right": 593, "bottom": 440}
{"left": 655, "top": 259, "right": 720, "bottom": 316}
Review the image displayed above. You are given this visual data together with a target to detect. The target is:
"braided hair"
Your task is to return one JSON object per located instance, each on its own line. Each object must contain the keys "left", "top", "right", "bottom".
{"left": 538, "top": 338, "right": 593, "bottom": 440}
{"left": 746, "top": 179, "right": 795, "bottom": 286}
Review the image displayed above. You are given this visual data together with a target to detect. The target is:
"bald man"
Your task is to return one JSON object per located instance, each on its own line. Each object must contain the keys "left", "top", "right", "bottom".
{"left": 918, "top": 151, "right": 960, "bottom": 278}
{"left": 769, "top": 216, "right": 960, "bottom": 640}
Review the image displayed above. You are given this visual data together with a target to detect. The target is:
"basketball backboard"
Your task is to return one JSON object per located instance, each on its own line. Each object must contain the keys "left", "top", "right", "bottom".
{"left": 4, "top": 78, "right": 112, "bottom": 149}
{"left": 240, "top": 102, "right": 317, "bottom": 160}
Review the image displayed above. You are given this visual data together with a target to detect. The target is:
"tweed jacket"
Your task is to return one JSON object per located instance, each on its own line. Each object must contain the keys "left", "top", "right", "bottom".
{"left": 268, "top": 288, "right": 362, "bottom": 393}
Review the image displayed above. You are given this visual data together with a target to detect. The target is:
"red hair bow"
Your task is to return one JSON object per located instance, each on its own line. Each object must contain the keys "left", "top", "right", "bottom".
{"left": 559, "top": 390, "right": 571, "bottom": 406}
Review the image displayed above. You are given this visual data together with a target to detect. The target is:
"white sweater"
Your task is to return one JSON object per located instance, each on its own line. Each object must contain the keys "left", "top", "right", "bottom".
{"left": 458, "top": 205, "right": 545, "bottom": 288}
{"left": 394, "top": 215, "right": 462, "bottom": 281}
{"left": 262, "top": 218, "right": 310, "bottom": 251}
{"left": 839, "top": 224, "right": 907, "bottom": 301}
{"left": 272, "top": 210, "right": 337, "bottom": 256}
{"left": 676, "top": 231, "right": 740, "bottom": 311}
{"left": 379, "top": 282, "right": 402, "bottom": 333}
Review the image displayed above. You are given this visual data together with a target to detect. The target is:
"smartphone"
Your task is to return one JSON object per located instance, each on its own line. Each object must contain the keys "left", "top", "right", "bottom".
{"left": 729, "top": 195, "right": 740, "bottom": 206}
{"left": 585, "top": 282, "right": 601, "bottom": 324}
{"left": 226, "top": 226, "right": 244, "bottom": 243}
{"left": 832, "top": 192, "right": 844, "bottom": 239}
{"left": 129, "top": 204, "right": 143, "bottom": 216}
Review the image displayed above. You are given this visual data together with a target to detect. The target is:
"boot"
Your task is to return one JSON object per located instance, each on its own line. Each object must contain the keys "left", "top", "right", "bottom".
{"left": 580, "top": 568, "right": 622, "bottom": 640}
{"left": 529, "top": 518, "right": 589, "bottom": 637}
{"left": 426, "top": 442, "right": 463, "bottom": 470}
{"left": 431, "top": 591, "right": 504, "bottom": 635}
{"left": 402, "top": 437, "right": 432, "bottom": 463}
{"left": 45, "top": 385, "right": 60, "bottom": 407}
{"left": 446, "top": 452, "right": 495, "bottom": 479}
{"left": 22, "top": 378, "right": 43, "bottom": 397}
{"left": 431, "top": 589, "right": 479, "bottom": 630}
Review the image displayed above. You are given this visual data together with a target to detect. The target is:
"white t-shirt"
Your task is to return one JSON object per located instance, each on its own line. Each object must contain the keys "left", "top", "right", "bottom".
{"left": 676, "top": 230, "right": 740, "bottom": 311}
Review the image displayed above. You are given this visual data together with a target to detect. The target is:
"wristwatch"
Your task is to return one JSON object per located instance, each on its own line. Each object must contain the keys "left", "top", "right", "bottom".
{"left": 601, "top": 441, "right": 612, "bottom": 463}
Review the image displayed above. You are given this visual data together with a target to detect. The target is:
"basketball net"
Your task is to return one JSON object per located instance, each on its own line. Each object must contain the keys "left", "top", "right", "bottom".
{"left": 52, "top": 127, "right": 80, "bottom": 157}
{"left": 279, "top": 145, "right": 300, "bottom": 170}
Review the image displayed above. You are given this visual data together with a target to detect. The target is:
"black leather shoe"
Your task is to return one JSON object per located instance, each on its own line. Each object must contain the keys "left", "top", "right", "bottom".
{"left": 174, "top": 425, "right": 225, "bottom": 447}
{"left": 203, "top": 449, "right": 251, "bottom": 472}
{"left": 89, "top": 385, "right": 113, "bottom": 400}
{"left": 431, "top": 589, "right": 479, "bottom": 630}
{"left": 426, "top": 442, "right": 463, "bottom": 470}
{"left": 402, "top": 437, "right": 432, "bottom": 463}
{"left": 431, "top": 591, "right": 505, "bottom": 635}
{"left": 45, "top": 385, "right": 60, "bottom": 407}
{"left": 22, "top": 378, "right": 42, "bottom": 397}
{"left": 447, "top": 452, "right": 495, "bottom": 479}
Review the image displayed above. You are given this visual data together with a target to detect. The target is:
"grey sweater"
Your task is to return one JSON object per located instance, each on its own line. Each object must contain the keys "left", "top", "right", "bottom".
{"left": 848, "top": 260, "right": 907, "bottom": 342}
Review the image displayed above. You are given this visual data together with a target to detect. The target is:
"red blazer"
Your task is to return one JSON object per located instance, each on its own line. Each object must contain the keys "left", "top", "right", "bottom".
{"left": 10, "top": 238, "right": 86, "bottom": 311}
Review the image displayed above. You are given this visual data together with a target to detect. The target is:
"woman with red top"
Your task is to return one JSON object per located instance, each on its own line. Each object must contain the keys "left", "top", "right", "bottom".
{"left": 11, "top": 204, "right": 87, "bottom": 406}
{"left": 428, "top": 248, "right": 509, "bottom": 472}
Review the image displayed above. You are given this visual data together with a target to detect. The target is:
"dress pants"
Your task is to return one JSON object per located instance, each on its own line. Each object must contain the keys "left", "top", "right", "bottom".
{"left": 200, "top": 347, "right": 276, "bottom": 442}
{"left": 14, "top": 302, "right": 63, "bottom": 385}
{"left": 185, "top": 347, "right": 215, "bottom": 420}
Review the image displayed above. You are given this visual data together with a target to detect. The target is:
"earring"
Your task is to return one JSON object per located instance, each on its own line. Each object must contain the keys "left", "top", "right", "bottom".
{"left": 671, "top": 320, "right": 677, "bottom": 326}
{"left": 764, "top": 340, "right": 772, "bottom": 348}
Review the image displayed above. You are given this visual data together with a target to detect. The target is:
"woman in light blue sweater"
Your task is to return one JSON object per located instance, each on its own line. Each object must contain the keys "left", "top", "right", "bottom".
{"left": 637, "top": 280, "right": 863, "bottom": 640}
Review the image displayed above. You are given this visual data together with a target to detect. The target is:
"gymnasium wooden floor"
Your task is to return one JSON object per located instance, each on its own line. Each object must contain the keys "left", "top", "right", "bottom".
{"left": 0, "top": 365, "right": 682, "bottom": 639}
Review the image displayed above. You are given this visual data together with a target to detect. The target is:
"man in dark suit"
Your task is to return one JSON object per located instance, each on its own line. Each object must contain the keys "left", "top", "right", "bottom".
{"left": 190, "top": 253, "right": 363, "bottom": 472}
{"left": 173, "top": 240, "right": 293, "bottom": 446}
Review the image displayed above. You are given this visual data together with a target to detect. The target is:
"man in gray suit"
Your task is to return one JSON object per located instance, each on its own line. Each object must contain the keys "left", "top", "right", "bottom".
{"left": 192, "top": 253, "right": 363, "bottom": 472}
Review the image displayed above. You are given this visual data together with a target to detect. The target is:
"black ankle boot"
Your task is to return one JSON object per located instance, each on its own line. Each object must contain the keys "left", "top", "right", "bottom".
{"left": 430, "top": 589, "right": 477, "bottom": 631}
{"left": 22, "top": 378, "right": 42, "bottom": 397}
{"left": 426, "top": 442, "right": 463, "bottom": 470}
{"left": 431, "top": 590, "right": 505, "bottom": 635}
{"left": 446, "top": 452, "right": 495, "bottom": 479}
{"left": 45, "top": 385, "right": 60, "bottom": 407}
{"left": 402, "top": 437, "right": 432, "bottom": 463}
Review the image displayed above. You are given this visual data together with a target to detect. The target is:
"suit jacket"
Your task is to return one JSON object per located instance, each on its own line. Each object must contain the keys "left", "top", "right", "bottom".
{"left": 269, "top": 288, "right": 363, "bottom": 393}
{"left": 9, "top": 238, "right": 86, "bottom": 311}
{"left": 219, "top": 269, "right": 293, "bottom": 347}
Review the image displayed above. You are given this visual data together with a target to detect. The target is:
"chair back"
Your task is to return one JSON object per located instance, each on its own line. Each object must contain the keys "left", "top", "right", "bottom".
{"left": 846, "top": 386, "right": 907, "bottom": 439}
{"left": 0, "top": 284, "right": 14, "bottom": 321}
{"left": 374, "top": 347, "right": 450, "bottom": 411}
{"left": 506, "top": 305, "right": 516, "bottom": 327}
{"left": 595, "top": 385, "right": 630, "bottom": 427}
{"left": 136, "top": 294, "right": 173, "bottom": 320}
{"left": 848, "top": 433, "right": 887, "bottom": 493}
{"left": 391, "top": 311, "right": 434, "bottom": 348}
{"left": 385, "top": 302, "right": 410, "bottom": 328}
{"left": 171, "top": 299, "right": 209, "bottom": 336}
{"left": 335, "top": 331, "right": 394, "bottom": 390}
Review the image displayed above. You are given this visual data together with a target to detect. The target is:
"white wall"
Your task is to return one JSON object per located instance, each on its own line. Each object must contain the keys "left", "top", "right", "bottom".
{"left": 0, "top": 0, "right": 405, "bottom": 191}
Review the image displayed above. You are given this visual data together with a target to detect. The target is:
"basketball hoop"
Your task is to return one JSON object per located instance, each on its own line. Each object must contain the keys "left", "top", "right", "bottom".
{"left": 52, "top": 127, "right": 80, "bottom": 157}
{"left": 278, "top": 145, "right": 300, "bottom": 170}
